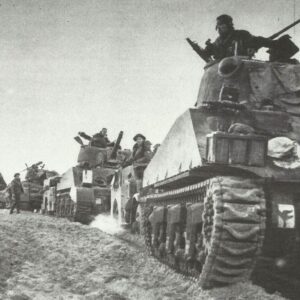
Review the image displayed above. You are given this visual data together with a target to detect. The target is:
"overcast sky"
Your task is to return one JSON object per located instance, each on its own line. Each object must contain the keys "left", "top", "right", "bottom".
{"left": 0, "top": 0, "right": 299, "bottom": 181}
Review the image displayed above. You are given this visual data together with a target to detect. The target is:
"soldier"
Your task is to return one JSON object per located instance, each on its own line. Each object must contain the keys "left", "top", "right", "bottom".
{"left": 124, "top": 134, "right": 152, "bottom": 172}
{"left": 100, "top": 128, "right": 112, "bottom": 145}
{"left": 123, "top": 134, "right": 152, "bottom": 225}
{"left": 203, "top": 14, "right": 276, "bottom": 60}
{"left": 9, "top": 173, "right": 24, "bottom": 214}
{"left": 77, "top": 128, "right": 114, "bottom": 148}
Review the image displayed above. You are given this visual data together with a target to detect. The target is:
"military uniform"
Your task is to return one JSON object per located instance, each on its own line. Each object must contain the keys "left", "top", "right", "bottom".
{"left": 203, "top": 14, "right": 275, "bottom": 60}
{"left": 10, "top": 176, "right": 24, "bottom": 214}
{"left": 78, "top": 132, "right": 107, "bottom": 148}
{"left": 204, "top": 30, "right": 275, "bottom": 60}
{"left": 78, "top": 130, "right": 114, "bottom": 148}
{"left": 125, "top": 140, "right": 151, "bottom": 166}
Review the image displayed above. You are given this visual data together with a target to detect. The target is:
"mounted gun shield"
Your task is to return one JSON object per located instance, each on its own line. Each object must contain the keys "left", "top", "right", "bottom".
{"left": 265, "top": 19, "right": 300, "bottom": 62}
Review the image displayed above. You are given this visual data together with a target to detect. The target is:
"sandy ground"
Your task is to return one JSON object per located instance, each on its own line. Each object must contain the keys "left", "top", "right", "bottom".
{"left": 0, "top": 210, "right": 287, "bottom": 300}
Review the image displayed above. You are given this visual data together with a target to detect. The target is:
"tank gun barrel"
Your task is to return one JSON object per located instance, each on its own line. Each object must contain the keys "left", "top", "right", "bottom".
{"left": 109, "top": 131, "right": 123, "bottom": 160}
{"left": 268, "top": 18, "right": 300, "bottom": 40}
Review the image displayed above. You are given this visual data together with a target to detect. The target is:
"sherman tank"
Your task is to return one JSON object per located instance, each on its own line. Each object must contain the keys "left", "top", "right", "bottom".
{"left": 125, "top": 33, "right": 300, "bottom": 291}
{"left": 42, "top": 131, "right": 131, "bottom": 224}
{"left": 20, "top": 162, "right": 57, "bottom": 211}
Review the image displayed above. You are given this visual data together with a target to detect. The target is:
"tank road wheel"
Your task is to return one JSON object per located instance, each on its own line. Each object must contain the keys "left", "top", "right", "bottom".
{"left": 141, "top": 176, "right": 266, "bottom": 289}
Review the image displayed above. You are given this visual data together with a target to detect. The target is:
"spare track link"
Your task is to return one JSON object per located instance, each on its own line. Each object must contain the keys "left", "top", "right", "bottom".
{"left": 140, "top": 176, "right": 266, "bottom": 288}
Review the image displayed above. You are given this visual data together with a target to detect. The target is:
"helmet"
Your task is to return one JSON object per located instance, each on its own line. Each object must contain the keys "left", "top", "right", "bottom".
{"left": 216, "top": 14, "right": 233, "bottom": 28}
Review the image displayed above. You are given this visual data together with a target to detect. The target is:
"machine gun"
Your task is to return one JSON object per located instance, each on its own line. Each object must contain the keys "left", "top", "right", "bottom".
{"left": 267, "top": 18, "right": 300, "bottom": 62}
{"left": 109, "top": 131, "right": 123, "bottom": 160}
{"left": 186, "top": 38, "right": 211, "bottom": 62}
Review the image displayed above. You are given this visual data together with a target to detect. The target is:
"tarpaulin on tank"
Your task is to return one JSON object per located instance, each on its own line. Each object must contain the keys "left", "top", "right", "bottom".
{"left": 248, "top": 63, "right": 300, "bottom": 102}
{"left": 248, "top": 63, "right": 300, "bottom": 142}
{"left": 197, "top": 60, "right": 300, "bottom": 108}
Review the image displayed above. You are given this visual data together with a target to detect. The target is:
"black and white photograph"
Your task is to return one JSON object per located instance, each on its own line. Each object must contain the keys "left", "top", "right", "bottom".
{"left": 0, "top": 0, "right": 300, "bottom": 299}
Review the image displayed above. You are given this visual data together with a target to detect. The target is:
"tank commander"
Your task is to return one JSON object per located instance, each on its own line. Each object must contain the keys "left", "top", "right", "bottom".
{"left": 76, "top": 128, "right": 114, "bottom": 148}
{"left": 100, "top": 128, "right": 112, "bottom": 145}
{"left": 200, "top": 15, "right": 276, "bottom": 60}
{"left": 25, "top": 161, "right": 43, "bottom": 182}
{"left": 9, "top": 173, "right": 24, "bottom": 214}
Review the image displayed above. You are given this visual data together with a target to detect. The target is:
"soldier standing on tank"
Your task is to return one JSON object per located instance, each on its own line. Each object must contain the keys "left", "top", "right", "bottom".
{"left": 203, "top": 14, "right": 276, "bottom": 60}
{"left": 123, "top": 134, "right": 152, "bottom": 172}
{"left": 9, "top": 173, "right": 24, "bottom": 214}
{"left": 123, "top": 134, "right": 152, "bottom": 225}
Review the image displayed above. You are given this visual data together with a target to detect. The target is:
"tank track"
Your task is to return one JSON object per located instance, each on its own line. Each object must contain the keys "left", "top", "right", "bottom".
{"left": 140, "top": 176, "right": 266, "bottom": 288}
{"left": 54, "top": 193, "right": 92, "bottom": 224}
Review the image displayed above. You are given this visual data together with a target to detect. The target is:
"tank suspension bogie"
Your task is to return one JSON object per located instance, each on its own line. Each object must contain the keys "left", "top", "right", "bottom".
{"left": 141, "top": 176, "right": 266, "bottom": 288}
{"left": 51, "top": 189, "right": 93, "bottom": 224}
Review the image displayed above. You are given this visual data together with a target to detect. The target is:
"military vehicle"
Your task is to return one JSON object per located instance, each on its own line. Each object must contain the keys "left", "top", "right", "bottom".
{"left": 0, "top": 173, "right": 7, "bottom": 209}
{"left": 21, "top": 162, "right": 58, "bottom": 211}
{"left": 111, "top": 22, "right": 300, "bottom": 292}
{"left": 111, "top": 163, "right": 147, "bottom": 230}
{"left": 42, "top": 131, "right": 131, "bottom": 224}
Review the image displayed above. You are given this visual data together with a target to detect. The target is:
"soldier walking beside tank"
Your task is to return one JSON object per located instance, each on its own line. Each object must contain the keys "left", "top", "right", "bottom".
{"left": 9, "top": 173, "right": 24, "bottom": 214}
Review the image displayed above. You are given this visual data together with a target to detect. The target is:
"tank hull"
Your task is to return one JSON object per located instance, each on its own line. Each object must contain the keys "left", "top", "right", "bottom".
{"left": 20, "top": 181, "right": 44, "bottom": 211}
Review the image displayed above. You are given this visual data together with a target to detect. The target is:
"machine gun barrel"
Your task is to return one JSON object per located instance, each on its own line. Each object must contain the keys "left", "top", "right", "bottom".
{"left": 268, "top": 18, "right": 300, "bottom": 39}
{"left": 109, "top": 131, "right": 123, "bottom": 160}
{"left": 186, "top": 38, "right": 211, "bottom": 63}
